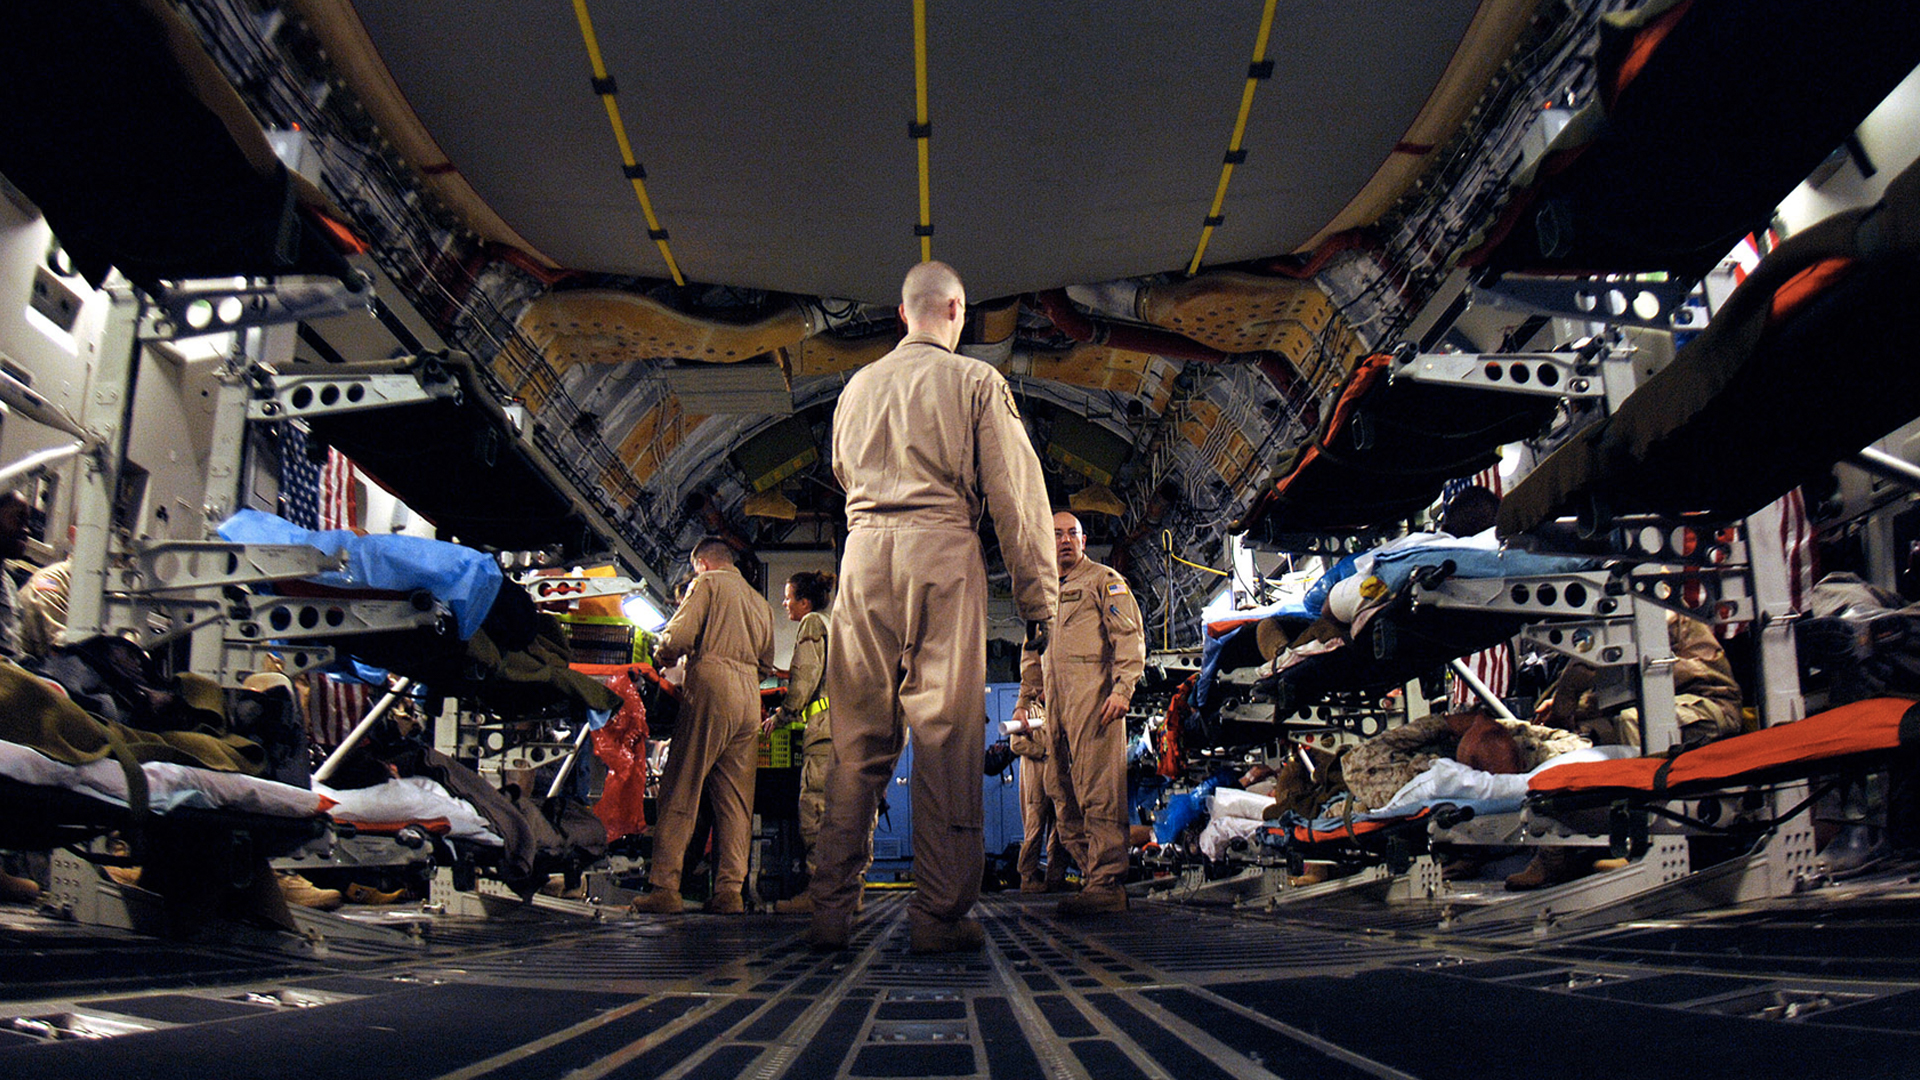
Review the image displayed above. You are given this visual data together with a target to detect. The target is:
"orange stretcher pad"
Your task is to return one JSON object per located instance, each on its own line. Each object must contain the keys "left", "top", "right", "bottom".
{"left": 1528, "top": 697, "right": 1919, "bottom": 797}
{"left": 1278, "top": 807, "right": 1436, "bottom": 846}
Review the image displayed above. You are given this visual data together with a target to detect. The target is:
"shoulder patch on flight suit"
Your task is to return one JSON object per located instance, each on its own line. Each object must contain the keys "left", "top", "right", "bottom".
{"left": 1002, "top": 381, "right": 1022, "bottom": 419}
{"left": 1059, "top": 589, "right": 1082, "bottom": 603}
{"left": 1105, "top": 580, "right": 1129, "bottom": 595}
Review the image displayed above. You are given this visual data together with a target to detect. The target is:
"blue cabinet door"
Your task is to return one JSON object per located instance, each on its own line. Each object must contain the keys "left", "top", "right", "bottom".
{"left": 865, "top": 682, "right": 1027, "bottom": 880}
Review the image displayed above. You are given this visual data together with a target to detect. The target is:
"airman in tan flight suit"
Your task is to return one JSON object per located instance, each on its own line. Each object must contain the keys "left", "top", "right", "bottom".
{"left": 1010, "top": 716, "right": 1080, "bottom": 892}
{"left": 1015, "top": 512, "right": 1145, "bottom": 915}
{"left": 632, "top": 537, "right": 775, "bottom": 915}
{"left": 806, "top": 261, "right": 1057, "bottom": 953}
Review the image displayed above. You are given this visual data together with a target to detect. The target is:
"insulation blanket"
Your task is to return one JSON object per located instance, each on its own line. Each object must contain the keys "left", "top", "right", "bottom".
{"left": 0, "top": 738, "right": 327, "bottom": 817}
{"left": 218, "top": 509, "right": 502, "bottom": 640}
{"left": 317, "top": 775, "right": 503, "bottom": 845}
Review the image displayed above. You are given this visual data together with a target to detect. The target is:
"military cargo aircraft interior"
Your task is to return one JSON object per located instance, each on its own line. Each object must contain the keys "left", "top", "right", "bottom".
{"left": 3, "top": 1, "right": 1920, "bottom": 1077}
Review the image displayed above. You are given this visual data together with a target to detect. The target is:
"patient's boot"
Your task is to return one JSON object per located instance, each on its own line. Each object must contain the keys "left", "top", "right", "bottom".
{"left": 345, "top": 882, "right": 408, "bottom": 905}
{"left": 277, "top": 871, "right": 344, "bottom": 911}
{"left": 0, "top": 869, "right": 39, "bottom": 905}
{"left": 909, "top": 910, "right": 985, "bottom": 953}
{"left": 1504, "top": 847, "right": 1599, "bottom": 891}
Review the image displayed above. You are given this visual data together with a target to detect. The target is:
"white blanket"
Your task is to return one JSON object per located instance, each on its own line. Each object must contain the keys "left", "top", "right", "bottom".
{"left": 316, "top": 776, "right": 503, "bottom": 845}
{"left": 0, "top": 738, "right": 326, "bottom": 818}
{"left": 1373, "top": 744, "right": 1641, "bottom": 816}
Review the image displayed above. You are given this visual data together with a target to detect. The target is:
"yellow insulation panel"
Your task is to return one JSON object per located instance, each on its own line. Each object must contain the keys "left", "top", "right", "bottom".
{"left": 491, "top": 338, "right": 563, "bottom": 413}
{"left": 1138, "top": 271, "right": 1369, "bottom": 384}
{"left": 521, "top": 290, "right": 810, "bottom": 364}
{"left": 611, "top": 396, "right": 705, "bottom": 492}
{"left": 791, "top": 333, "right": 899, "bottom": 378}
{"left": 1025, "top": 344, "right": 1162, "bottom": 398}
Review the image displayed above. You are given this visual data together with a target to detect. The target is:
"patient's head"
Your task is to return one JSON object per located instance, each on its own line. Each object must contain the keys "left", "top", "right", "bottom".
{"left": 1444, "top": 708, "right": 1527, "bottom": 774}
{"left": 1441, "top": 485, "right": 1499, "bottom": 538}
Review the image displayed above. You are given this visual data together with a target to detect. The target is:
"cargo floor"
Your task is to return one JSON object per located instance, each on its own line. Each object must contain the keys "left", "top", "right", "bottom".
{"left": 5, "top": 886, "right": 1920, "bottom": 1079}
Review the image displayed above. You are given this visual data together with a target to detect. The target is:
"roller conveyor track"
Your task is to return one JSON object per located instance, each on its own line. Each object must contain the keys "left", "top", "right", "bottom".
{"left": 6, "top": 887, "right": 1920, "bottom": 1078}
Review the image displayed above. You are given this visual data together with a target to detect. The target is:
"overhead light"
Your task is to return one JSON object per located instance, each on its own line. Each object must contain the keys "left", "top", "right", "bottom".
{"left": 620, "top": 591, "right": 668, "bottom": 632}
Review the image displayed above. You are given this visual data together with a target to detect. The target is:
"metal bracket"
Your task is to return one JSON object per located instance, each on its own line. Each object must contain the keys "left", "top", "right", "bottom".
{"left": 1442, "top": 834, "right": 1692, "bottom": 932}
{"left": 1471, "top": 273, "right": 1700, "bottom": 332}
{"left": 519, "top": 574, "right": 641, "bottom": 604}
{"left": 1416, "top": 568, "right": 1627, "bottom": 618}
{"left": 1383, "top": 855, "right": 1447, "bottom": 903}
{"left": 216, "top": 643, "right": 336, "bottom": 688}
{"left": 1387, "top": 346, "right": 1607, "bottom": 399}
{"left": 1613, "top": 520, "right": 1747, "bottom": 567}
{"left": 1626, "top": 565, "right": 1755, "bottom": 625}
{"left": 114, "top": 541, "right": 347, "bottom": 594}
{"left": 1247, "top": 530, "right": 1397, "bottom": 557}
{"left": 1520, "top": 618, "right": 1641, "bottom": 667}
{"left": 141, "top": 276, "right": 372, "bottom": 341}
{"left": 226, "top": 595, "right": 440, "bottom": 643}
{"left": 248, "top": 367, "right": 461, "bottom": 421}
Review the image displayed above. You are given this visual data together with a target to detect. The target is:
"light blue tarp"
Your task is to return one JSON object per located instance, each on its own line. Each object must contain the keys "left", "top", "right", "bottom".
{"left": 1365, "top": 545, "right": 1602, "bottom": 594}
{"left": 217, "top": 509, "right": 503, "bottom": 640}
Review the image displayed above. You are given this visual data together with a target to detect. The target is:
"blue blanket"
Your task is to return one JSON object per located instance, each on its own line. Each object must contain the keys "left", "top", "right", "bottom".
{"left": 218, "top": 509, "right": 503, "bottom": 640}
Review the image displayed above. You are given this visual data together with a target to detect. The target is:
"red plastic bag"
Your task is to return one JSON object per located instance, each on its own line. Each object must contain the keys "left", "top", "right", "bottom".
{"left": 586, "top": 667, "right": 652, "bottom": 841}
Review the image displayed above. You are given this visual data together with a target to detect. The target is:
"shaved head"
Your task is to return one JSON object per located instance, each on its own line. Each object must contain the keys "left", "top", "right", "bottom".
{"left": 899, "top": 261, "right": 967, "bottom": 348}
{"left": 1053, "top": 511, "right": 1086, "bottom": 572}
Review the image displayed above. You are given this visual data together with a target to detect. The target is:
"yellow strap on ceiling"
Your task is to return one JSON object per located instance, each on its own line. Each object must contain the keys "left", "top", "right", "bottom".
{"left": 911, "top": 0, "right": 934, "bottom": 262}
{"left": 1186, "top": 0, "right": 1281, "bottom": 277}
{"left": 571, "top": 0, "right": 686, "bottom": 286}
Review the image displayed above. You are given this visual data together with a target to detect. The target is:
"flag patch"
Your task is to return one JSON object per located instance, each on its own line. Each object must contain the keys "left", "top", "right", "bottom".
{"left": 1106, "top": 580, "right": 1129, "bottom": 595}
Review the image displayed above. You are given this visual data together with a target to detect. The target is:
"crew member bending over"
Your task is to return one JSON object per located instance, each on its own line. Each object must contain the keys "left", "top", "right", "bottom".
{"left": 632, "top": 537, "right": 774, "bottom": 915}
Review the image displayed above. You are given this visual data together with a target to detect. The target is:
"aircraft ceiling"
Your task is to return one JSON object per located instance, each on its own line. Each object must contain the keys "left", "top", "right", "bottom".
{"left": 339, "top": 0, "right": 1487, "bottom": 303}
{"left": 190, "top": 0, "right": 1558, "bottom": 630}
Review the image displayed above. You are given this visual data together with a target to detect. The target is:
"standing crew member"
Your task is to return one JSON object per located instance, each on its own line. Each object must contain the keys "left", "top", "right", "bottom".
{"left": 1015, "top": 512, "right": 1145, "bottom": 915}
{"left": 805, "top": 261, "right": 1057, "bottom": 953}
{"left": 1009, "top": 709, "right": 1080, "bottom": 892}
{"left": 632, "top": 537, "right": 775, "bottom": 915}
{"left": 771, "top": 570, "right": 840, "bottom": 913}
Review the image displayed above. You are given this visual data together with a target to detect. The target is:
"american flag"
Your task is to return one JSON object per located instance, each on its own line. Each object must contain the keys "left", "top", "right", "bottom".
{"left": 1444, "top": 465, "right": 1512, "bottom": 709}
{"left": 1719, "top": 488, "right": 1815, "bottom": 638}
{"left": 278, "top": 423, "right": 360, "bottom": 531}
{"left": 278, "top": 422, "right": 376, "bottom": 750}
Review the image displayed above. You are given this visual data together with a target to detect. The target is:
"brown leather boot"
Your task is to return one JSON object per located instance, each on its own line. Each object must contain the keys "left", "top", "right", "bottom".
{"left": 277, "top": 871, "right": 344, "bottom": 911}
{"left": 1056, "top": 886, "right": 1128, "bottom": 916}
{"left": 630, "top": 889, "right": 686, "bottom": 914}
{"left": 909, "top": 911, "right": 985, "bottom": 953}
{"left": 0, "top": 869, "right": 39, "bottom": 905}
{"left": 807, "top": 909, "right": 851, "bottom": 952}
{"left": 702, "top": 891, "right": 745, "bottom": 914}
{"left": 1504, "top": 848, "right": 1601, "bottom": 891}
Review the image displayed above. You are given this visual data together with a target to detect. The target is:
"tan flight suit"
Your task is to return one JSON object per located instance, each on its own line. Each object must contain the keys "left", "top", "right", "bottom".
{"left": 648, "top": 564, "right": 775, "bottom": 898}
{"left": 780, "top": 609, "right": 832, "bottom": 873}
{"left": 1019, "top": 555, "right": 1145, "bottom": 892}
{"left": 1011, "top": 726, "right": 1080, "bottom": 885}
{"left": 807, "top": 334, "right": 1057, "bottom": 929}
